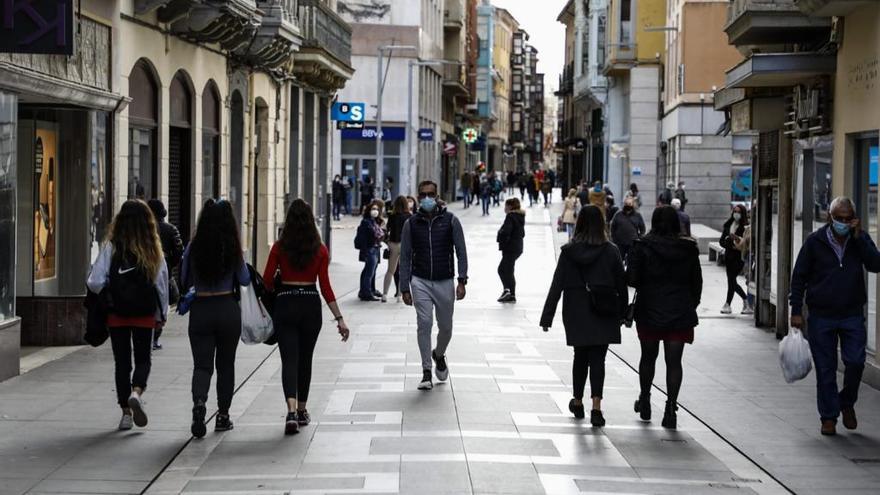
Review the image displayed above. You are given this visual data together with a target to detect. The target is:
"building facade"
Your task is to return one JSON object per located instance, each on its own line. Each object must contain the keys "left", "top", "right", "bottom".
{"left": 488, "top": 7, "right": 518, "bottom": 172}
{"left": 0, "top": 0, "right": 353, "bottom": 381}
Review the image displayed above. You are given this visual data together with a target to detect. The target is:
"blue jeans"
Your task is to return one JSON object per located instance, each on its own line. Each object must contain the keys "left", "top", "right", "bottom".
{"left": 344, "top": 191, "right": 352, "bottom": 215}
{"left": 359, "top": 248, "right": 379, "bottom": 299}
{"left": 807, "top": 315, "right": 866, "bottom": 422}
{"left": 462, "top": 189, "right": 470, "bottom": 208}
{"left": 481, "top": 196, "right": 490, "bottom": 215}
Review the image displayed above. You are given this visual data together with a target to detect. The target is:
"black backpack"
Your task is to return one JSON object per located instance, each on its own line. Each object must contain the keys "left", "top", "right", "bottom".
{"left": 108, "top": 255, "right": 159, "bottom": 317}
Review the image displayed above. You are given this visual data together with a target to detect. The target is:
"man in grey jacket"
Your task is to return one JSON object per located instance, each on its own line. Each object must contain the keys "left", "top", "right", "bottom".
{"left": 400, "top": 181, "right": 469, "bottom": 391}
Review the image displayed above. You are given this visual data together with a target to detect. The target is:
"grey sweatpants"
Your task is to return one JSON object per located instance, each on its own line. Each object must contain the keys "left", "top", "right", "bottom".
{"left": 411, "top": 276, "right": 455, "bottom": 371}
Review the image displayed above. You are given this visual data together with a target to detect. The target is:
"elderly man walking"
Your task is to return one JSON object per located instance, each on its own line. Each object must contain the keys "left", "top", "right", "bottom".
{"left": 790, "top": 197, "right": 880, "bottom": 436}
{"left": 400, "top": 181, "right": 469, "bottom": 391}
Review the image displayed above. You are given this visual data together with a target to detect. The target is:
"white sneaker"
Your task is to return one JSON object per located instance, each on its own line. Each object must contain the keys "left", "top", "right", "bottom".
{"left": 128, "top": 392, "right": 148, "bottom": 427}
{"left": 118, "top": 413, "right": 133, "bottom": 431}
{"left": 432, "top": 350, "right": 449, "bottom": 382}
{"left": 742, "top": 304, "right": 754, "bottom": 315}
{"left": 721, "top": 304, "right": 732, "bottom": 314}
{"left": 417, "top": 370, "right": 433, "bottom": 390}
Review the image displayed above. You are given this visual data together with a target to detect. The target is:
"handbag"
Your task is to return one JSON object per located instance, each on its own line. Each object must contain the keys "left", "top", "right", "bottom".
{"left": 579, "top": 245, "right": 621, "bottom": 318}
{"left": 383, "top": 248, "right": 390, "bottom": 260}
{"left": 83, "top": 288, "right": 109, "bottom": 347}
{"left": 177, "top": 287, "right": 196, "bottom": 315}
{"left": 239, "top": 282, "right": 274, "bottom": 345}
{"left": 624, "top": 291, "right": 637, "bottom": 328}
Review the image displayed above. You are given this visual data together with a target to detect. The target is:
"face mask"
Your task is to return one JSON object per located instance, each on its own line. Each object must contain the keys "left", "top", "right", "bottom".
{"left": 420, "top": 197, "right": 437, "bottom": 212}
{"left": 832, "top": 219, "right": 851, "bottom": 237}
{"left": 594, "top": 186, "right": 602, "bottom": 192}
{"left": 679, "top": 184, "right": 685, "bottom": 190}
{"left": 624, "top": 205, "right": 633, "bottom": 212}
{"left": 370, "top": 209, "right": 379, "bottom": 219}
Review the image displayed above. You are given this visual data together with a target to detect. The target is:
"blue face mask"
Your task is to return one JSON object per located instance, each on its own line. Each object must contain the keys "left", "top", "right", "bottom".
{"left": 594, "top": 185, "right": 602, "bottom": 192}
{"left": 832, "top": 219, "right": 851, "bottom": 237}
{"left": 420, "top": 197, "right": 437, "bottom": 212}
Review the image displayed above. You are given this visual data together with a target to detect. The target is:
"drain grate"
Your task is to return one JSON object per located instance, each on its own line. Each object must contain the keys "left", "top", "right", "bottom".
{"left": 660, "top": 438, "right": 687, "bottom": 443}
{"left": 731, "top": 477, "right": 763, "bottom": 483}
{"left": 850, "top": 458, "right": 880, "bottom": 465}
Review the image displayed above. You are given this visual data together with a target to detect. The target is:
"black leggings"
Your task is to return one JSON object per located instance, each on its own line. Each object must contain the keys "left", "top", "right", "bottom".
{"left": 572, "top": 345, "right": 609, "bottom": 400}
{"left": 638, "top": 341, "right": 685, "bottom": 402}
{"left": 189, "top": 295, "right": 241, "bottom": 413}
{"left": 725, "top": 260, "right": 747, "bottom": 304}
{"left": 110, "top": 327, "right": 153, "bottom": 407}
{"left": 497, "top": 251, "right": 521, "bottom": 294}
{"left": 273, "top": 287, "right": 323, "bottom": 402}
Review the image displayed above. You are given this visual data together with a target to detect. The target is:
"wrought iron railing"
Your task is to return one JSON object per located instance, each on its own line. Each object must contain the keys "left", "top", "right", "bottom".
{"left": 298, "top": 0, "right": 352, "bottom": 66}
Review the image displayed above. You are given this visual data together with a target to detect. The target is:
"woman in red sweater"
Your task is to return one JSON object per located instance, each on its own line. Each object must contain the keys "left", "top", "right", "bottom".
{"left": 263, "top": 199, "right": 350, "bottom": 435}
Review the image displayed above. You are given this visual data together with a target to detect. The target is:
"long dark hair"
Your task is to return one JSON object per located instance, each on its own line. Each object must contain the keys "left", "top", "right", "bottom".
{"left": 190, "top": 199, "right": 243, "bottom": 285}
{"left": 281, "top": 199, "right": 321, "bottom": 270}
{"left": 648, "top": 206, "right": 681, "bottom": 238}
{"left": 572, "top": 205, "right": 607, "bottom": 245}
{"left": 391, "top": 195, "right": 410, "bottom": 215}
{"left": 108, "top": 200, "right": 164, "bottom": 280}
{"left": 730, "top": 204, "right": 750, "bottom": 227}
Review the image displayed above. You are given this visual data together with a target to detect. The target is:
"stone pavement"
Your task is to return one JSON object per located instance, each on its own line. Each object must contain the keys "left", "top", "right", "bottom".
{"left": 0, "top": 192, "right": 878, "bottom": 494}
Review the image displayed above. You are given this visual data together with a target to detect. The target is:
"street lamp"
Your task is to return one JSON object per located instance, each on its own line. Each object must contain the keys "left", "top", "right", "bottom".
{"left": 376, "top": 45, "right": 416, "bottom": 197}
{"left": 405, "top": 59, "right": 458, "bottom": 195}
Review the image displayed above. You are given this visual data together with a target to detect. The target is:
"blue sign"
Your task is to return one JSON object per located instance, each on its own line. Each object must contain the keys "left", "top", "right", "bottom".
{"left": 418, "top": 128, "right": 434, "bottom": 141}
{"left": 331, "top": 102, "right": 365, "bottom": 122}
{"left": 341, "top": 126, "right": 406, "bottom": 141}
{"left": 869, "top": 146, "right": 878, "bottom": 187}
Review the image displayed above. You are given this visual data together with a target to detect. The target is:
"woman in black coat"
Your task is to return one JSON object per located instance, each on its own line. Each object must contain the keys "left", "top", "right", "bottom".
{"left": 497, "top": 198, "right": 525, "bottom": 303}
{"left": 719, "top": 204, "right": 750, "bottom": 314}
{"left": 541, "top": 205, "right": 627, "bottom": 427}
{"left": 626, "top": 206, "right": 702, "bottom": 430}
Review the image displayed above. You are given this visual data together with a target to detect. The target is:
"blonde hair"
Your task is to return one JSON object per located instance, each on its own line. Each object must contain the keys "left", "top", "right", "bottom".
{"left": 108, "top": 200, "right": 164, "bottom": 281}
{"left": 568, "top": 188, "right": 577, "bottom": 198}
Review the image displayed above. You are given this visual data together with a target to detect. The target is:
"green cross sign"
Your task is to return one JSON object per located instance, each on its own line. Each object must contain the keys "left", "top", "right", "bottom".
{"left": 462, "top": 127, "right": 478, "bottom": 144}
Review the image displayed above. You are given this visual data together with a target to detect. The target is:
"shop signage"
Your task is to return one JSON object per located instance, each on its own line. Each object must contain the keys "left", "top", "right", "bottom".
{"left": 336, "top": 121, "right": 364, "bottom": 130}
{"left": 331, "top": 102, "right": 365, "bottom": 122}
{"left": 341, "top": 126, "right": 405, "bottom": 141}
{"left": 0, "top": 0, "right": 74, "bottom": 55}
{"left": 443, "top": 142, "right": 457, "bottom": 156}
{"left": 418, "top": 128, "right": 434, "bottom": 141}
{"left": 462, "top": 127, "right": 478, "bottom": 144}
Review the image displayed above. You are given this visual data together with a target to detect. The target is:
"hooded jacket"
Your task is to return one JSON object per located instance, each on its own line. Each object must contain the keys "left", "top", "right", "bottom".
{"left": 626, "top": 236, "right": 702, "bottom": 330}
{"left": 497, "top": 211, "right": 525, "bottom": 254}
{"left": 541, "top": 241, "right": 627, "bottom": 347}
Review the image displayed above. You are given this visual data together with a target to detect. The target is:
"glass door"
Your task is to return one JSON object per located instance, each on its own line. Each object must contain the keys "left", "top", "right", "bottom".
{"left": 854, "top": 134, "right": 879, "bottom": 354}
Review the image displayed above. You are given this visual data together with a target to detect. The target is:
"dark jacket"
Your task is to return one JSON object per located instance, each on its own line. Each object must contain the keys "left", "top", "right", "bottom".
{"left": 355, "top": 217, "right": 382, "bottom": 252}
{"left": 541, "top": 242, "right": 627, "bottom": 347}
{"left": 610, "top": 210, "right": 645, "bottom": 246}
{"left": 790, "top": 225, "right": 880, "bottom": 318}
{"left": 386, "top": 212, "right": 411, "bottom": 243}
{"left": 157, "top": 221, "right": 184, "bottom": 270}
{"left": 677, "top": 210, "right": 692, "bottom": 237}
{"left": 399, "top": 207, "right": 469, "bottom": 292}
{"left": 658, "top": 188, "right": 673, "bottom": 206}
{"left": 720, "top": 218, "right": 745, "bottom": 267}
{"left": 497, "top": 211, "right": 525, "bottom": 254}
{"left": 332, "top": 180, "right": 345, "bottom": 201}
{"left": 627, "top": 236, "right": 702, "bottom": 330}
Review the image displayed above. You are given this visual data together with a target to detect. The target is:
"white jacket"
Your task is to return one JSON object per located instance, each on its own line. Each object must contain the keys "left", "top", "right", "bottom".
{"left": 87, "top": 243, "right": 169, "bottom": 321}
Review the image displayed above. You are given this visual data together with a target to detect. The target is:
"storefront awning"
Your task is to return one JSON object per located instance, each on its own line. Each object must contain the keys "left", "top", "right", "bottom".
{"left": 0, "top": 62, "right": 127, "bottom": 112}
{"left": 725, "top": 53, "right": 837, "bottom": 89}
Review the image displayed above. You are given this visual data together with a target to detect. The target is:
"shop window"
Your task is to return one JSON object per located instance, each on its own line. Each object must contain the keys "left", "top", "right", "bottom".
{"left": 853, "top": 134, "right": 880, "bottom": 354}
{"left": 128, "top": 60, "right": 159, "bottom": 200}
{"left": 0, "top": 92, "right": 16, "bottom": 321}
{"left": 202, "top": 81, "right": 221, "bottom": 199}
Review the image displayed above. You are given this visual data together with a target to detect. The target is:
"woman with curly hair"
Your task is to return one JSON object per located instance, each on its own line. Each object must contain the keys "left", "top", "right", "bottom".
{"left": 264, "top": 199, "right": 350, "bottom": 435}
{"left": 180, "top": 199, "right": 250, "bottom": 438}
{"left": 87, "top": 200, "right": 169, "bottom": 431}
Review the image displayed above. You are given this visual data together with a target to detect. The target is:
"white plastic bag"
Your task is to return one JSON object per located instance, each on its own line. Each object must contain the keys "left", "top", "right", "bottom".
{"left": 240, "top": 283, "right": 274, "bottom": 345}
{"left": 779, "top": 328, "right": 812, "bottom": 383}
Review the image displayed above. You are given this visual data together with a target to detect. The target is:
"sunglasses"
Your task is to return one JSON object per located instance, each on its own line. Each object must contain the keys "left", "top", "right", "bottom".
{"left": 418, "top": 191, "right": 437, "bottom": 199}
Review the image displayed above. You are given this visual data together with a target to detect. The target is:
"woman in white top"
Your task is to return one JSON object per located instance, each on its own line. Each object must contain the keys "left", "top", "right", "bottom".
{"left": 562, "top": 189, "right": 580, "bottom": 239}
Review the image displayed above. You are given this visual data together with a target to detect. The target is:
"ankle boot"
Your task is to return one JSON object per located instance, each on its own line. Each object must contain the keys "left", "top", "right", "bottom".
{"left": 634, "top": 393, "right": 651, "bottom": 421}
{"left": 191, "top": 401, "right": 207, "bottom": 438}
{"left": 661, "top": 401, "right": 678, "bottom": 430}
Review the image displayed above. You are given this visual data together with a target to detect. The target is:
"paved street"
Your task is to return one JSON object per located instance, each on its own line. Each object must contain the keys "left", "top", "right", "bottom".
{"left": 2, "top": 194, "right": 880, "bottom": 494}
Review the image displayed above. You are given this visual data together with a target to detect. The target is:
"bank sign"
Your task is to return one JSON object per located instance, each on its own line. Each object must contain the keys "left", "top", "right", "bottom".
{"left": 0, "top": 0, "right": 74, "bottom": 55}
{"left": 331, "top": 102, "right": 365, "bottom": 123}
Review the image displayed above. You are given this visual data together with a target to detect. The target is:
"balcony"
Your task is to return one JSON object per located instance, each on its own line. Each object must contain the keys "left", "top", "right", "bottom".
{"left": 603, "top": 42, "right": 635, "bottom": 75}
{"left": 148, "top": 1, "right": 263, "bottom": 53}
{"left": 444, "top": 0, "right": 466, "bottom": 31}
{"left": 235, "top": 1, "right": 303, "bottom": 70}
{"left": 795, "top": 0, "right": 874, "bottom": 16}
{"left": 725, "top": 0, "right": 831, "bottom": 46}
{"left": 294, "top": 0, "right": 354, "bottom": 91}
{"left": 443, "top": 64, "right": 469, "bottom": 97}
{"left": 555, "top": 63, "right": 573, "bottom": 96}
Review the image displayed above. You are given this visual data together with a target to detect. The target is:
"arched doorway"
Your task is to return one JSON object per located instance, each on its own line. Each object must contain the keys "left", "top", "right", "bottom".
{"left": 202, "top": 81, "right": 221, "bottom": 200}
{"left": 128, "top": 60, "right": 159, "bottom": 200}
{"left": 252, "top": 98, "right": 270, "bottom": 268}
{"left": 169, "top": 70, "right": 194, "bottom": 242}
{"left": 230, "top": 90, "right": 244, "bottom": 230}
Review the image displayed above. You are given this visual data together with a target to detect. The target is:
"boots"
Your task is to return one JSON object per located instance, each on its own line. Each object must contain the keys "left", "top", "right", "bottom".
{"left": 633, "top": 393, "right": 651, "bottom": 421}
{"left": 191, "top": 400, "right": 207, "bottom": 438}
{"left": 661, "top": 401, "right": 678, "bottom": 430}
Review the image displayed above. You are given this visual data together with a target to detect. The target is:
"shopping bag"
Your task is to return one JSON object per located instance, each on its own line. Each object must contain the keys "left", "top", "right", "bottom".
{"left": 779, "top": 328, "right": 812, "bottom": 383}
{"left": 239, "top": 282, "right": 274, "bottom": 345}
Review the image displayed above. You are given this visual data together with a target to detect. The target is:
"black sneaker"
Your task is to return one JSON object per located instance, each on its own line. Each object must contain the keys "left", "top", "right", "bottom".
{"left": 432, "top": 350, "right": 449, "bottom": 381}
{"left": 191, "top": 402, "right": 207, "bottom": 438}
{"left": 215, "top": 413, "right": 234, "bottom": 432}
{"left": 497, "top": 290, "right": 511, "bottom": 302}
{"left": 285, "top": 412, "right": 300, "bottom": 435}
{"left": 296, "top": 409, "right": 311, "bottom": 426}
{"left": 152, "top": 340, "right": 162, "bottom": 350}
{"left": 568, "top": 399, "right": 585, "bottom": 419}
{"left": 417, "top": 369, "right": 433, "bottom": 390}
{"left": 590, "top": 409, "right": 606, "bottom": 427}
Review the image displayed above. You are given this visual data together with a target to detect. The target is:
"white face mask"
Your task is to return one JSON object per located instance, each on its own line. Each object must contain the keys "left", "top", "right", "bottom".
{"left": 733, "top": 212, "right": 741, "bottom": 222}
{"left": 370, "top": 209, "right": 379, "bottom": 219}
